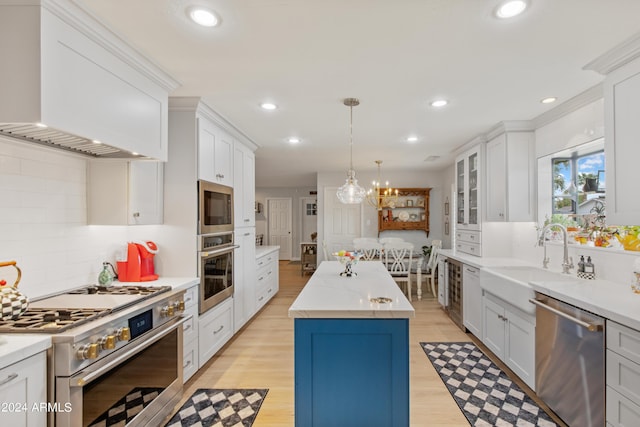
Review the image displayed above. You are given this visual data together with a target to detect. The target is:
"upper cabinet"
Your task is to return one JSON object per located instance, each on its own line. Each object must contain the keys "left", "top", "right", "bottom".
{"left": 0, "top": 1, "right": 178, "bottom": 160}
{"left": 234, "top": 142, "right": 256, "bottom": 228}
{"left": 485, "top": 125, "right": 535, "bottom": 222}
{"left": 455, "top": 144, "right": 482, "bottom": 231}
{"left": 585, "top": 32, "right": 640, "bottom": 226}
{"left": 197, "top": 116, "right": 233, "bottom": 187}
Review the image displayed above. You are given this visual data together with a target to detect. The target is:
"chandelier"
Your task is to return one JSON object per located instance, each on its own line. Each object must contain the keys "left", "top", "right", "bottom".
{"left": 336, "top": 98, "right": 366, "bottom": 204}
{"left": 366, "top": 160, "right": 398, "bottom": 211}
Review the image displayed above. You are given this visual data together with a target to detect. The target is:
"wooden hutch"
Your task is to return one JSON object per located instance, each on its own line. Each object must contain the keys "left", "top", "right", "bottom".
{"left": 377, "top": 187, "right": 430, "bottom": 235}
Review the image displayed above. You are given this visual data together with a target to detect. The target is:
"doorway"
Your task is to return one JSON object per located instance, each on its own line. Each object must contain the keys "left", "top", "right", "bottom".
{"left": 267, "top": 198, "right": 292, "bottom": 260}
{"left": 300, "top": 197, "right": 317, "bottom": 246}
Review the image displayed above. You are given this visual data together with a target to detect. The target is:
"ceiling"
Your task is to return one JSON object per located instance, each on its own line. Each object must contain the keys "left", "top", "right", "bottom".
{"left": 74, "top": 0, "right": 640, "bottom": 187}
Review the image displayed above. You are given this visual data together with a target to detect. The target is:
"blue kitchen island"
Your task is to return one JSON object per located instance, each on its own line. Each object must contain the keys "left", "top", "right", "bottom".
{"left": 288, "top": 261, "right": 415, "bottom": 427}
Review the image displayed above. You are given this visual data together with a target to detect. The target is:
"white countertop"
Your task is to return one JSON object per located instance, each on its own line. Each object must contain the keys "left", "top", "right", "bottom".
{"left": 0, "top": 335, "right": 51, "bottom": 370}
{"left": 439, "top": 249, "right": 640, "bottom": 331}
{"left": 256, "top": 245, "right": 279, "bottom": 259}
{"left": 288, "top": 261, "right": 415, "bottom": 319}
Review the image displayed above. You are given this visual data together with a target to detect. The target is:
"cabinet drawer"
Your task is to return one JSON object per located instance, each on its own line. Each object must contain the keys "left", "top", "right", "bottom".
{"left": 456, "top": 230, "right": 481, "bottom": 244}
{"left": 608, "top": 321, "right": 640, "bottom": 365}
{"left": 456, "top": 241, "right": 481, "bottom": 257}
{"left": 198, "top": 298, "right": 233, "bottom": 368}
{"left": 256, "top": 264, "right": 276, "bottom": 291}
{"left": 183, "top": 285, "right": 198, "bottom": 310}
{"left": 183, "top": 312, "right": 198, "bottom": 344}
{"left": 0, "top": 352, "right": 47, "bottom": 427}
{"left": 607, "top": 386, "right": 640, "bottom": 426}
{"left": 607, "top": 349, "right": 640, "bottom": 403}
{"left": 256, "top": 253, "right": 276, "bottom": 269}
{"left": 183, "top": 341, "right": 198, "bottom": 383}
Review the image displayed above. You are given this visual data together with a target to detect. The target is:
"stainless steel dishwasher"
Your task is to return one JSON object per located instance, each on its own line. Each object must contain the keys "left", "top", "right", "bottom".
{"left": 531, "top": 292, "right": 605, "bottom": 427}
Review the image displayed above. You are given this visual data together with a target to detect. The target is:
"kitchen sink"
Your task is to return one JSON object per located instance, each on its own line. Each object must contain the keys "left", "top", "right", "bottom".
{"left": 480, "top": 266, "right": 579, "bottom": 314}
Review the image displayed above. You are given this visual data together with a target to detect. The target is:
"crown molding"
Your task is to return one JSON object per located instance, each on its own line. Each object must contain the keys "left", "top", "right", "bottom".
{"left": 44, "top": 0, "right": 180, "bottom": 92}
{"left": 485, "top": 120, "right": 534, "bottom": 141}
{"left": 531, "top": 84, "right": 603, "bottom": 129}
{"left": 583, "top": 31, "right": 640, "bottom": 75}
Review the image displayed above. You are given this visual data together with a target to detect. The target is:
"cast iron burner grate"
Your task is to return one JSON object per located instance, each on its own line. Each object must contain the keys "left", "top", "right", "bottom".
{"left": 0, "top": 308, "right": 111, "bottom": 333}
{"left": 67, "top": 285, "right": 171, "bottom": 296}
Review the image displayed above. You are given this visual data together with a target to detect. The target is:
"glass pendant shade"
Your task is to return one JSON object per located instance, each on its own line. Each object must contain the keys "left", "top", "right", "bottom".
{"left": 337, "top": 169, "right": 366, "bottom": 204}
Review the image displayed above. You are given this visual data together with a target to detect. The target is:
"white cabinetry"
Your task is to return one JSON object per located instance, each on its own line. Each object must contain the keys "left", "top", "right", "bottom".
{"left": 462, "top": 264, "right": 482, "bottom": 338}
{"left": 603, "top": 56, "right": 640, "bottom": 225}
{"left": 198, "top": 116, "right": 233, "bottom": 187}
{"left": 455, "top": 144, "right": 482, "bottom": 256}
{"left": 234, "top": 229, "right": 257, "bottom": 333}
{"left": 182, "top": 284, "right": 199, "bottom": 383}
{"left": 198, "top": 297, "right": 234, "bottom": 368}
{"left": 606, "top": 321, "right": 640, "bottom": 426}
{"left": 88, "top": 160, "right": 164, "bottom": 225}
{"left": 234, "top": 143, "right": 256, "bottom": 227}
{"left": 256, "top": 250, "right": 279, "bottom": 311}
{"left": 485, "top": 128, "right": 535, "bottom": 222}
{"left": 0, "top": 2, "right": 175, "bottom": 160}
{"left": 0, "top": 351, "right": 47, "bottom": 427}
{"left": 437, "top": 256, "right": 447, "bottom": 307}
{"left": 482, "top": 293, "right": 536, "bottom": 390}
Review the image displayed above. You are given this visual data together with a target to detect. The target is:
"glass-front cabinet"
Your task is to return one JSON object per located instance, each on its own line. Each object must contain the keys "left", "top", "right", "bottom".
{"left": 455, "top": 145, "right": 481, "bottom": 231}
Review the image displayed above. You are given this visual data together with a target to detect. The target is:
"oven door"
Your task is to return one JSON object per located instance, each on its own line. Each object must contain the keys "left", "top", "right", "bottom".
{"left": 56, "top": 316, "right": 188, "bottom": 427}
{"left": 199, "top": 247, "right": 234, "bottom": 314}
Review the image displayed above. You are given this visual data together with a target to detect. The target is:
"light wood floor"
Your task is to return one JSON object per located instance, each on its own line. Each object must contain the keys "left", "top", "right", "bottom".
{"left": 172, "top": 261, "right": 565, "bottom": 426}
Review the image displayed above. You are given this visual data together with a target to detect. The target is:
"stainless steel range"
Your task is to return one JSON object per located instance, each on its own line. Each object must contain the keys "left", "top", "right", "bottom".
{"left": 0, "top": 285, "right": 187, "bottom": 427}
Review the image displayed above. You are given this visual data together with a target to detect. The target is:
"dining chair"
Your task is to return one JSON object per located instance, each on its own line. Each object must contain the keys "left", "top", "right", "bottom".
{"left": 354, "top": 240, "right": 383, "bottom": 262}
{"left": 383, "top": 241, "right": 414, "bottom": 301}
{"left": 413, "top": 240, "right": 442, "bottom": 298}
{"left": 379, "top": 237, "right": 404, "bottom": 245}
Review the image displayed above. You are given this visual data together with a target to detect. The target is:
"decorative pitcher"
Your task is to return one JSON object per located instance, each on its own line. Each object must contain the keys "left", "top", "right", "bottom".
{"left": 0, "top": 260, "right": 29, "bottom": 321}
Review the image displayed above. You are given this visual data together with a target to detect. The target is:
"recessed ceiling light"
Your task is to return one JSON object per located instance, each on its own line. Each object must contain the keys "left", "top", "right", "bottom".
{"left": 92, "top": 139, "right": 102, "bottom": 144}
{"left": 495, "top": 0, "right": 528, "bottom": 19}
{"left": 541, "top": 97, "right": 557, "bottom": 104}
{"left": 187, "top": 6, "right": 220, "bottom": 27}
{"left": 430, "top": 99, "right": 448, "bottom": 108}
{"left": 131, "top": 152, "right": 139, "bottom": 156}
{"left": 260, "top": 102, "right": 278, "bottom": 110}
{"left": 35, "top": 122, "right": 47, "bottom": 128}
{"left": 288, "top": 137, "right": 300, "bottom": 144}
{"left": 407, "top": 136, "right": 418, "bottom": 142}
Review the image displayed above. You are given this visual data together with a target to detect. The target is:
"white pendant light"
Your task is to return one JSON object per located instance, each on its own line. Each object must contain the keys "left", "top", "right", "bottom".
{"left": 336, "top": 98, "right": 366, "bottom": 204}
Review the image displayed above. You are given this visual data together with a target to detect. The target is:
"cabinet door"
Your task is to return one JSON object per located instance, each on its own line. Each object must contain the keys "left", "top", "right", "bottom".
{"left": 463, "top": 265, "right": 482, "bottom": 338}
{"left": 197, "top": 117, "right": 216, "bottom": 182}
{"left": 504, "top": 308, "right": 536, "bottom": 390}
{"left": 234, "top": 143, "right": 256, "bottom": 227}
{"left": 482, "top": 297, "right": 505, "bottom": 360}
{"left": 129, "top": 161, "right": 164, "bottom": 225}
{"left": 456, "top": 157, "right": 466, "bottom": 226}
{"left": 485, "top": 135, "right": 507, "bottom": 221}
{"left": 605, "top": 58, "right": 640, "bottom": 225}
{"left": 234, "top": 229, "right": 256, "bottom": 333}
{"left": 467, "top": 149, "right": 481, "bottom": 229}
{"left": 0, "top": 352, "right": 47, "bottom": 427}
{"left": 214, "top": 131, "right": 233, "bottom": 187}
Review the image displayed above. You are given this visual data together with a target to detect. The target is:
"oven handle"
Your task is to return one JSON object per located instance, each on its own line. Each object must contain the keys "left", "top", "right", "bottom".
{"left": 200, "top": 245, "right": 239, "bottom": 258}
{"left": 69, "top": 315, "right": 190, "bottom": 387}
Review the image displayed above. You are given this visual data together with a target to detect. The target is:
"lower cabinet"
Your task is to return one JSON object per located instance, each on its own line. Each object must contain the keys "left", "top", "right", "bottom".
{"left": 0, "top": 351, "right": 47, "bottom": 427}
{"left": 198, "top": 297, "right": 234, "bottom": 369}
{"left": 606, "top": 321, "right": 640, "bottom": 426}
{"left": 182, "top": 284, "right": 199, "bottom": 382}
{"left": 482, "top": 293, "right": 536, "bottom": 390}
{"left": 462, "top": 264, "right": 482, "bottom": 338}
{"left": 256, "top": 250, "right": 279, "bottom": 311}
{"left": 234, "top": 229, "right": 257, "bottom": 333}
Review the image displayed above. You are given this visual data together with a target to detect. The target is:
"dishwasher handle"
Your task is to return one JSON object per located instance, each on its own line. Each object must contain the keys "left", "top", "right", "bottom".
{"left": 529, "top": 298, "right": 603, "bottom": 332}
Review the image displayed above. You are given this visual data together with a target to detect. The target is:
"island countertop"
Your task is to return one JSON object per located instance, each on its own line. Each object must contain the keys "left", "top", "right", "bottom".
{"left": 288, "top": 261, "right": 415, "bottom": 319}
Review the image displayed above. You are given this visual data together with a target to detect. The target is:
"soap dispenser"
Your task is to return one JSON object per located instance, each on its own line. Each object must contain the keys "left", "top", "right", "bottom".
{"left": 584, "top": 256, "right": 595, "bottom": 274}
{"left": 578, "top": 255, "right": 585, "bottom": 273}
{"left": 98, "top": 262, "right": 115, "bottom": 286}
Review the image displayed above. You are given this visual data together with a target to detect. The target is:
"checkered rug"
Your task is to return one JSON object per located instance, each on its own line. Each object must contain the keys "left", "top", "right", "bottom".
{"left": 88, "top": 387, "right": 163, "bottom": 427}
{"left": 421, "top": 342, "right": 558, "bottom": 427}
{"left": 165, "top": 388, "right": 268, "bottom": 427}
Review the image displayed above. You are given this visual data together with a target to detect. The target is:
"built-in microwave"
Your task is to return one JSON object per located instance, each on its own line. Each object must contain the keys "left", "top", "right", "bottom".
{"left": 198, "top": 180, "right": 233, "bottom": 234}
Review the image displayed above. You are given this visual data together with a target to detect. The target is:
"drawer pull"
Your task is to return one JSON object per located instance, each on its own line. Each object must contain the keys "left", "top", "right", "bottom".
{"left": 258, "top": 296, "right": 264, "bottom": 302}
{"left": 213, "top": 325, "right": 224, "bottom": 335}
{"left": 0, "top": 373, "right": 18, "bottom": 386}
{"left": 267, "top": 288, "right": 272, "bottom": 293}
{"left": 185, "top": 297, "right": 192, "bottom": 303}
{"left": 244, "top": 232, "right": 250, "bottom": 236}
{"left": 184, "top": 324, "right": 192, "bottom": 331}
{"left": 183, "top": 360, "right": 192, "bottom": 369}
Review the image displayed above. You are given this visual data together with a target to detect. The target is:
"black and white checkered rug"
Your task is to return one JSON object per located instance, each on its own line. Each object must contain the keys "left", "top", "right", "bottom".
{"left": 421, "top": 342, "right": 558, "bottom": 427}
{"left": 165, "top": 388, "right": 268, "bottom": 427}
{"left": 88, "top": 387, "right": 163, "bottom": 427}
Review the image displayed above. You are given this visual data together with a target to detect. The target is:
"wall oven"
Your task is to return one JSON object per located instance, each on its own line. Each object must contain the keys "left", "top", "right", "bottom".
{"left": 198, "top": 232, "right": 236, "bottom": 314}
{"left": 198, "top": 180, "right": 233, "bottom": 234}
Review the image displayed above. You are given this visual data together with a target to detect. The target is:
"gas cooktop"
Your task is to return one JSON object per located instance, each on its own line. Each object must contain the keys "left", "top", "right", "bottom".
{"left": 0, "top": 285, "right": 172, "bottom": 333}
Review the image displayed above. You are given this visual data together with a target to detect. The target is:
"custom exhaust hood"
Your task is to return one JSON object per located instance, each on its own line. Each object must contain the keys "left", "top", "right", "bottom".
{"left": 0, "top": 0, "right": 179, "bottom": 160}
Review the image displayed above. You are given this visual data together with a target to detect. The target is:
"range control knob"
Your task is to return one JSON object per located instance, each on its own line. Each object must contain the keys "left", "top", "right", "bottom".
{"left": 76, "top": 343, "right": 99, "bottom": 360}
{"left": 161, "top": 305, "right": 175, "bottom": 317}
{"left": 117, "top": 327, "right": 131, "bottom": 341}
{"left": 100, "top": 335, "right": 116, "bottom": 350}
{"left": 177, "top": 300, "right": 185, "bottom": 311}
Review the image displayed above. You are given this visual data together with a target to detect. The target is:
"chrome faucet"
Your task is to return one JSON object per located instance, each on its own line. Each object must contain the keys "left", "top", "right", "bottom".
{"left": 538, "top": 223, "right": 574, "bottom": 274}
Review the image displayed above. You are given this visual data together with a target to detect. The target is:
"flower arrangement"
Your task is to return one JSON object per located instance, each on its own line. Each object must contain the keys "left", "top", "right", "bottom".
{"left": 332, "top": 250, "right": 361, "bottom": 277}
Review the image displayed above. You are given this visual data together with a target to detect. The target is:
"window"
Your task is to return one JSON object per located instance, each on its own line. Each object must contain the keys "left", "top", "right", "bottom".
{"left": 306, "top": 203, "right": 317, "bottom": 216}
{"left": 552, "top": 150, "right": 605, "bottom": 215}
